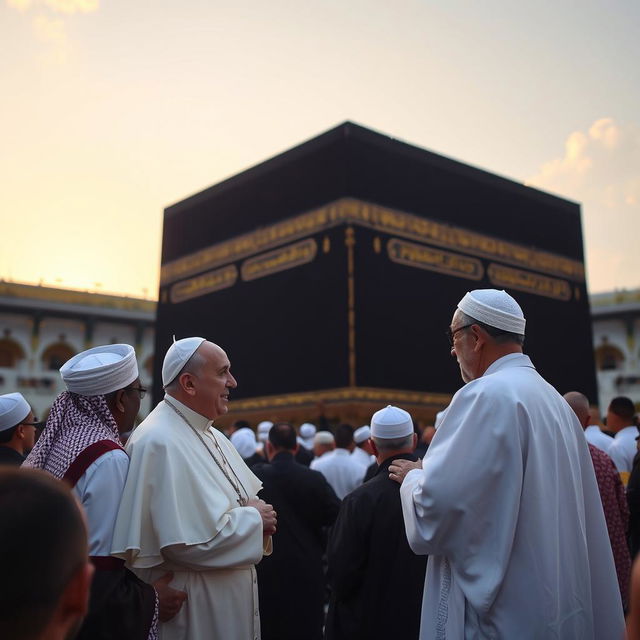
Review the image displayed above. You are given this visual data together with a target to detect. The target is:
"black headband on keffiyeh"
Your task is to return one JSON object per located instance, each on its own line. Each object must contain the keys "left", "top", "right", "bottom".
{"left": 23, "top": 391, "right": 121, "bottom": 480}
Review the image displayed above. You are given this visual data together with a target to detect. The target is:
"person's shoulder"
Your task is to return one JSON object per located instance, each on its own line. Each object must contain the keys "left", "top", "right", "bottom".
{"left": 251, "top": 461, "right": 273, "bottom": 478}
{"left": 589, "top": 443, "right": 612, "bottom": 466}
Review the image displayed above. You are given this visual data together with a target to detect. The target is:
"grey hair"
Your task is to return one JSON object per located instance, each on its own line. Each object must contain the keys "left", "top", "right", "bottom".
{"left": 164, "top": 349, "right": 207, "bottom": 391}
{"left": 457, "top": 311, "right": 525, "bottom": 347}
{"left": 371, "top": 433, "right": 414, "bottom": 453}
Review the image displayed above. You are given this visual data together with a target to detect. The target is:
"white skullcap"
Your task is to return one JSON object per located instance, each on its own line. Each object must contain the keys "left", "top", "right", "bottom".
{"left": 162, "top": 337, "right": 206, "bottom": 387}
{"left": 457, "top": 289, "right": 525, "bottom": 335}
{"left": 60, "top": 344, "right": 138, "bottom": 396}
{"left": 299, "top": 423, "right": 316, "bottom": 439}
{"left": 353, "top": 425, "right": 371, "bottom": 444}
{"left": 257, "top": 420, "right": 273, "bottom": 443}
{"left": 231, "top": 427, "right": 257, "bottom": 459}
{"left": 371, "top": 405, "right": 413, "bottom": 439}
{"left": 314, "top": 431, "right": 335, "bottom": 446}
{"left": 0, "top": 393, "right": 31, "bottom": 432}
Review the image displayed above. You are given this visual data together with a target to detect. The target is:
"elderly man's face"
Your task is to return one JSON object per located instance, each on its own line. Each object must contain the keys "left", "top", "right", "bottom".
{"left": 449, "top": 309, "right": 481, "bottom": 383}
{"left": 191, "top": 342, "right": 237, "bottom": 420}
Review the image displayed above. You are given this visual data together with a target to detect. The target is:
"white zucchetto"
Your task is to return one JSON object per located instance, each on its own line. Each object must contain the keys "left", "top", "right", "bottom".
{"left": 230, "top": 427, "right": 257, "bottom": 459}
{"left": 353, "top": 425, "right": 371, "bottom": 444}
{"left": 60, "top": 344, "right": 138, "bottom": 396}
{"left": 371, "top": 405, "right": 413, "bottom": 439}
{"left": 162, "top": 337, "right": 206, "bottom": 387}
{"left": 0, "top": 392, "right": 31, "bottom": 432}
{"left": 457, "top": 289, "right": 525, "bottom": 335}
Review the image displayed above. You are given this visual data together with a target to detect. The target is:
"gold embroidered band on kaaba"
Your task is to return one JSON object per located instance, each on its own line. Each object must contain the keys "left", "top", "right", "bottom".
{"left": 387, "top": 238, "right": 484, "bottom": 281}
{"left": 241, "top": 238, "right": 317, "bottom": 282}
{"left": 161, "top": 198, "right": 584, "bottom": 286}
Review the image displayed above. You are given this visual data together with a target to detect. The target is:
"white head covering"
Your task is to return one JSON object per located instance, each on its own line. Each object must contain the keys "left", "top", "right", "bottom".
{"left": 457, "top": 289, "right": 526, "bottom": 335}
{"left": 298, "top": 422, "right": 316, "bottom": 449}
{"left": 257, "top": 420, "right": 273, "bottom": 443}
{"left": 353, "top": 425, "right": 371, "bottom": 444}
{"left": 0, "top": 392, "right": 31, "bottom": 432}
{"left": 230, "top": 427, "right": 257, "bottom": 459}
{"left": 162, "top": 337, "right": 206, "bottom": 387}
{"left": 314, "top": 431, "right": 335, "bottom": 446}
{"left": 371, "top": 405, "right": 413, "bottom": 439}
{"left": 60, "top": 344, "right": 138, "bottom": 396}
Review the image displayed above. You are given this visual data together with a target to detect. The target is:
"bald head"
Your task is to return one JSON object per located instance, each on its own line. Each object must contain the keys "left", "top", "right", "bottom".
{"left": 563, "top": 391, "right": 591, "bottom": 428}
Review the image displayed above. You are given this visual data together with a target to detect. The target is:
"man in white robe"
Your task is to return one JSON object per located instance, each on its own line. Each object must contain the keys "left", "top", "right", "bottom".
{"left": 390, "top": 289, "right": 624, "bottom": 639}
{"left": 112, "top": 337, "right": 276, "bottom": 640}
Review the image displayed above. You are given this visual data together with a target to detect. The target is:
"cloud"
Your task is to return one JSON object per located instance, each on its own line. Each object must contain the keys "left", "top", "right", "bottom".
{"left": 5, "top": 0, "right": 97, "bottom": 65}
{"left": 32, "top": 12, "right": 66, "bottom": 45}
{"left": 6, "top": 0, "right": 33, "bottom": 11}
{"left": 526, "top": 118, "right": 640, "bottom": 209}
{"left": 526, "top": 118, "right": 640, "bottom": 292}
{"left": 44, "top": 0, "right": 98, "bottom": 15}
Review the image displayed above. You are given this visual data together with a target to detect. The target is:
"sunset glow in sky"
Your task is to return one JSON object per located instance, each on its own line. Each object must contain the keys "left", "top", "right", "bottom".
{"left": 2, "top": 0, "right": 639, "bottom": 298}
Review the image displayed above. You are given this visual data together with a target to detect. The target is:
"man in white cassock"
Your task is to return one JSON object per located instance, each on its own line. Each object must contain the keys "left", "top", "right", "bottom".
{"left": 390, "top": 289, "right": 624, "bottom": 640}
{"left": 112, "top": 338, "right": 277, "bottom": 640}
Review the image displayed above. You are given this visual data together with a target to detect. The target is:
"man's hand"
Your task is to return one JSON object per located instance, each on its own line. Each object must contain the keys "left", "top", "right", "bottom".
{"left": 246, "top": 498, "right": 277, "bottom": 536}
{"left": 389, "top": 458, "right": 423, "bottom": 484}
{"left": 153, "top": 571, "right": 187, "bottom": 622}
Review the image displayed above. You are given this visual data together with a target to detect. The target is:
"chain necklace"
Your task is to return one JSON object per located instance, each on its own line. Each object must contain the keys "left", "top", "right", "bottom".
{"left": 164, "top": 398, "right": 249, "bottom": 506}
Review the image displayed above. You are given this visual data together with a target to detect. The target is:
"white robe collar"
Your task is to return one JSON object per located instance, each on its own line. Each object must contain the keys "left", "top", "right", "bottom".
{"left": 483, "top": 352, "right": 534, "bottom": 377}
{"left": 164, "top": 393, "right": 213, "bottom": 433}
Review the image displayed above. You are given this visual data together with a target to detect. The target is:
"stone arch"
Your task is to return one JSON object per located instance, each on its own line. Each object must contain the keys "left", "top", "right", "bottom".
{"left": 41, "top": 342, "right": 76, "bottom": 371}
{"left": 595, "top": 343, "right": 625, "bottom": 371}
{"left": 0, "top": 337, "right": 26, "bottom": 368}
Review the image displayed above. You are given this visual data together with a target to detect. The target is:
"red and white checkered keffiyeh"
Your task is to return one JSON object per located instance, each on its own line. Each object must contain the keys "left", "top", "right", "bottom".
{"left": 23, "top": 391, "right": 121, "bottom": 479}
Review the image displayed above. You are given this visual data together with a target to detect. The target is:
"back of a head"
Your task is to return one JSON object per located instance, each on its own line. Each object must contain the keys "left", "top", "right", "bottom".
{"left": 563, "top": 391, "right": 591, "bottom": 427}
{"left": 268, "top": 423, "right": 297, "bottom": 450}
{"left": 0, "top": 468, "right": 88, "bottom": 640}
{"left": 609, "top": 396, "right": 635, "bottom": 422}
{"left": 334, "top": 423, "right": 354, "bottom": 449}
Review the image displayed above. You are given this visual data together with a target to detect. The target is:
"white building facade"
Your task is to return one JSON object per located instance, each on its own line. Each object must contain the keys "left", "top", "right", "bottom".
{"left": 0, "top": 282, "right": 155, "bottom": 423}
{"left": 592, "top": 289, "right": 640, "bottom": 417}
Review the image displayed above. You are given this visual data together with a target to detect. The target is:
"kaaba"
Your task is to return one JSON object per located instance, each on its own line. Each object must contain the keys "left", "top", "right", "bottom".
{"left": 155, "top": 122, "right": 596, "bottom": 426}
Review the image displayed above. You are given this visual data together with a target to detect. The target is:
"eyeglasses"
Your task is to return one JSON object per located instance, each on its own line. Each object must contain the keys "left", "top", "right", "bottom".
{"left": 446, "top": 323, "right": 474, "bottom": 347}
{"left": 21, "top": 419, "right": 45, "bottom": 429}
{"left": 127, "top": 386, "right": 147, "bottom": 399}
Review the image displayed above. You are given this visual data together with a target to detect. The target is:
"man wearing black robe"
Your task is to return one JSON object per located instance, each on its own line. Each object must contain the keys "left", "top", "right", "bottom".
{"left": 253, "top": 422, "right": 340, "bottom": 640}
{"left": 325, "top": 405, "right": 427, "bottom": 640}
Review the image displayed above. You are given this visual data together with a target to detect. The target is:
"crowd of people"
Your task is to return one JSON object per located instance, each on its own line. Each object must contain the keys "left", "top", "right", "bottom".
{"left": 1, "top": 288, "right": 639, "bottom": 639}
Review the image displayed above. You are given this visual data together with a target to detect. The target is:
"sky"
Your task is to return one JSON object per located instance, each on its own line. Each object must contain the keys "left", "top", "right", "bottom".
{"left": 1, "top": 0, "right": 639, "bottom": 298}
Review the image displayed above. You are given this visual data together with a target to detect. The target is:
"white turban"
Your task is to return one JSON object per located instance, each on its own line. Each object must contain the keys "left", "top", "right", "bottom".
{"left": 457, "top": 289, "right": 525, "bottom": 335}
{"left": 162, "top": 337, "right": 206, "bottom": 387}
{"left": 231, "top": 427, "right": 257, "bottom": 459}
{"left": 0, "top": 392, "right": 31, "bottom": 432}
{"left": 371, "top": 405, "right": 413, "bottom": 439}
{"left": 60, "top": 344, "right": 138, "bottom": 396}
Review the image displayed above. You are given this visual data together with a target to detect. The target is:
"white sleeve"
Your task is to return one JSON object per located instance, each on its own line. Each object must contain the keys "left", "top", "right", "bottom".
{"left": 162, "top": 505, "right": 265, "bottom": 570}
{"left": 74, "top": 449, "right": 129, "bottom": 556}
{"left": 608, "top": 441, "right": 628, "bottom": 473}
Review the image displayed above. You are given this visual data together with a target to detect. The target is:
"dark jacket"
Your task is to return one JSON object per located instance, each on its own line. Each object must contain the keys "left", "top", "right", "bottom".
{"left": 325, "top": 453, "right": 427, "bottom": 640}
{"left": 254, "top": 452, "right": 341, "bottom": 640}
{"left": 0, "top": 446, "right": 25, "bottom": 466}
